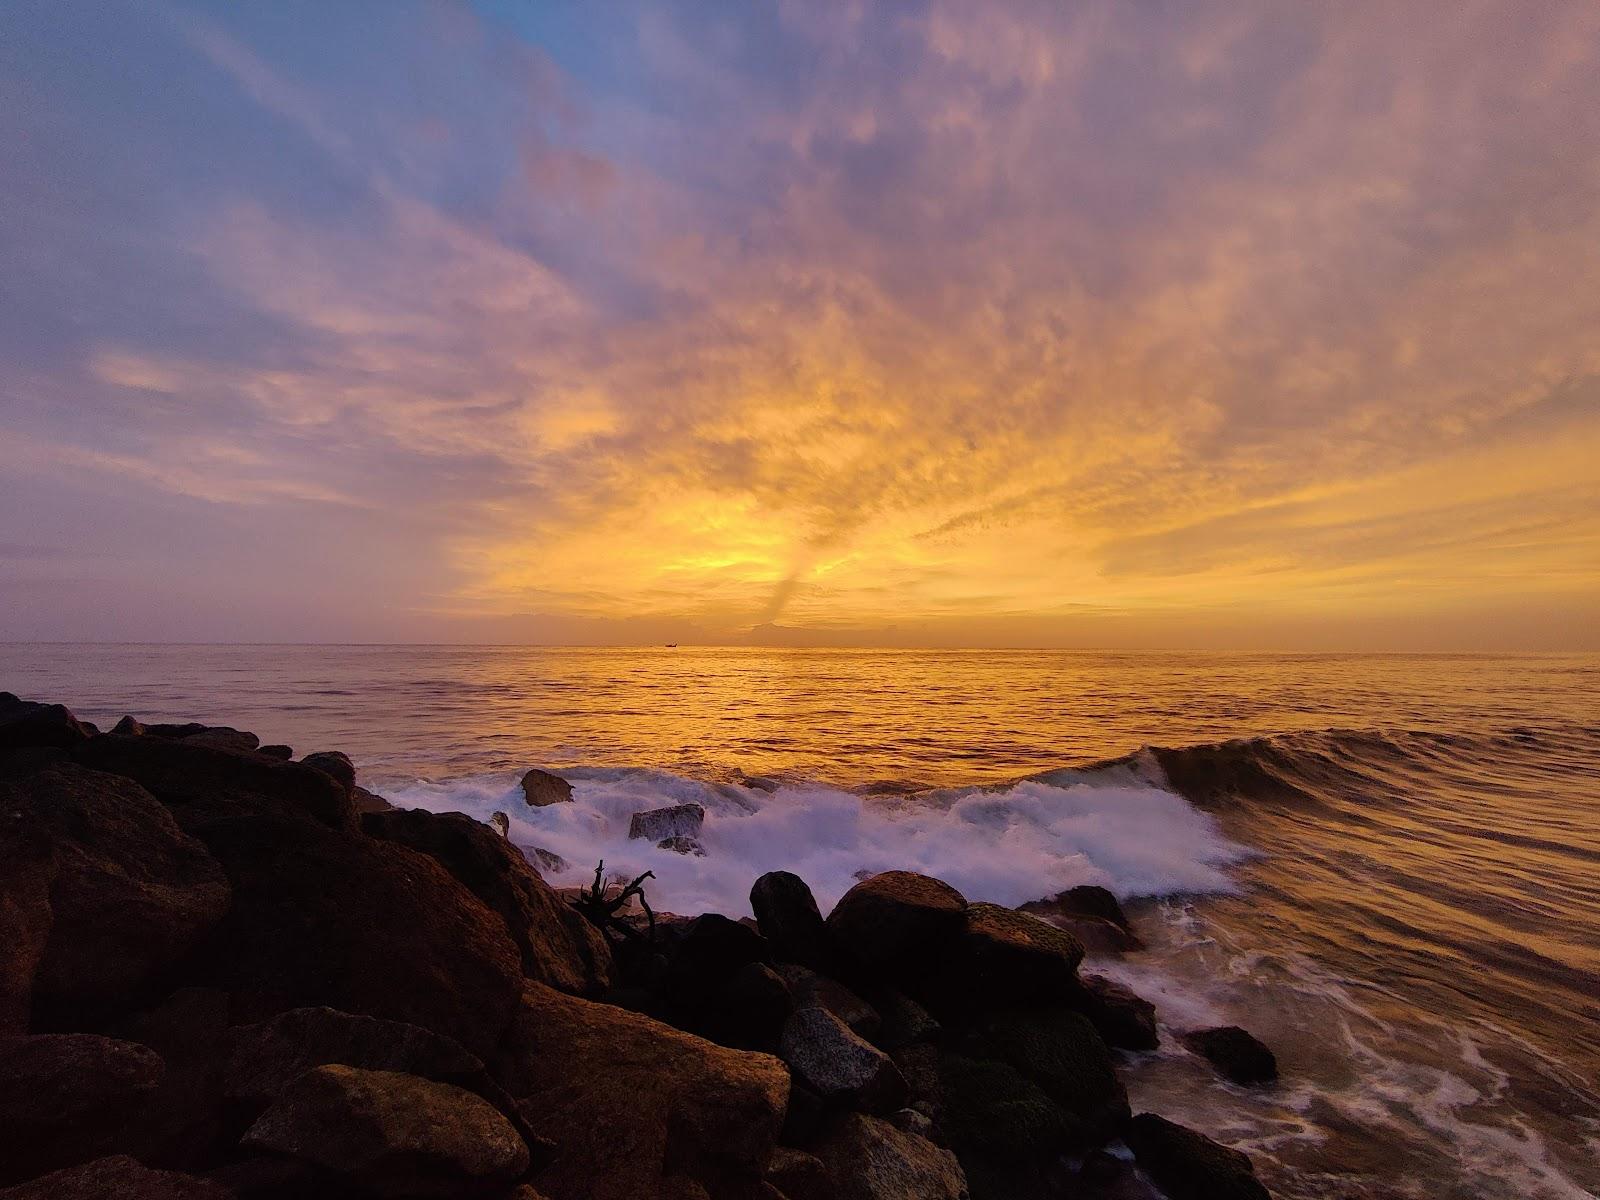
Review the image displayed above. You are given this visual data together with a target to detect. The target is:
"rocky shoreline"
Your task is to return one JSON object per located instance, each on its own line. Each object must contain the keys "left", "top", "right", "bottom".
{"left": 0, "top": 691, "right": 1277, "bottom": 1200}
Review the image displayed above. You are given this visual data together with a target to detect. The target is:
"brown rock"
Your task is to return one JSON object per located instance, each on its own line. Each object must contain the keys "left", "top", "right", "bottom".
{"left": 813, "top": 1113, "right": 968, "bottom": 1200}
{"left": 4, "top": 765, "right": 230, "bottom": 1024}
{"left": 825, "top": 872, "right": 967, "bottom": 978}
{"left": 0, "top": 1156, "right": 231, "bottom": 1200}
{"left": 361, "top": 808, "right": 612, "bottom": 995}
{"left": 520, "top": 768, "right": 573, "bottom": 807}
{"left": 494, "top": 983, "right": 789, "bottom": 1200}
{"left": 242, "top": 1064, "right": 529, "bottom": 1197}
{"left": 750, "top": 871, "right": 833, "bottom": 971}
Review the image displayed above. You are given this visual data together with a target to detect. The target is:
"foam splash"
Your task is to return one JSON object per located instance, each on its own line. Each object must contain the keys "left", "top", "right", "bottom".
{"left": 380, "top": 766, "right": 1252, "bottom": 916}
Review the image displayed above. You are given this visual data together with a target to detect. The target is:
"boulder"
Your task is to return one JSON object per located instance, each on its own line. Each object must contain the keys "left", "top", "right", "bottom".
{"left": 494, "top": 983, "right": 789, "bottom": 1200}
{"left": 361, "top": 808, "right": 613, "bottom": 996}
{"left": 351, "top": 786, "right": 395, "bottom": 815}
{"left": 300, "top": 751, "right": 355, "bottom": 793}
{"left": 256, "top": 744, "right": 293, "bottom": 761}
{"left": 178, "top": 728, "right": 259, "bottom": 755}
{"left": 1123, "top": 1114, "right": 1271, "bottom": 1200}
{"left": 1071, "top": 974, "right": 1159, "bottom": 1051}
{"left": 921, "top": 903, "right": 1083, "bottom": 1017}
{"left": 0, "top": 1034, "right": 164, "bottom": 1184}
{"left": 191, "top": 814, "right": 523, "bottom": 1058}
{"left": 1018, "top": 885, "right": 1143, "bottom": 954}
{"left": 937, "top": 1053, "right": 1072, "bottom": 1161}
{"left": 0, "top": 694, "right": 88, "bottom": 749}
{"left": 242, "top": 1064, "right": 529, "bottom": 1197}
{"left": 970, "top": 1006, "right": 1129, "bottom": 1148}
{"left": 529, "top": 846, "right": 567, "bottom": 874}
{"left": 812, "top": 1113, "right": 968, "bottom": 1200}
{"left": 3, "top": 766, "right": 231, "bottom": 1025}
{"left": 628, "top": 803, "right": 704, "bottom": 842}
{"left": 72, "top": 734, "right": 352, "bottom": 832}
{"left": 0, "top": 1156, "right": 231, "bottom": 1200}
{"left": 751, "top": 871, "right": 833, "bottom": 971}
{"left": 872, "top": 989, "right": 940, "bottom": 1050}
{"left": 520, "top": 768, "right": 573, "bottom": 807}
{"left": 1182, "top": 1026, "right": 1278, "bottom": 1085}
{"left": 764, "top": 1147, "right": 827, "bottom": 1200}
{"left": 0, "top": 809, "right": 55, "bottom": 1034}
{"left": 825, "top": 872, "right": 967, "bottom": 978}
{"left": 657, "top": 835, "right": 706, "bottom": 855}
{"left": 775, "top": 965, "right": 880, "bottom": 1040}
{"left": 780, "top": 1007, "right": 907, "bottom": 1114}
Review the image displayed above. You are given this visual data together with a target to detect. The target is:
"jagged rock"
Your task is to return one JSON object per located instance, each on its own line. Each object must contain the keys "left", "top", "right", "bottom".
{"left": 361, "top": 808, "right": 612, "bottom": 996}
{"left": 192, "top": 814, "right": 524, "bottom": 1057}
{"left": 242, "top": 1064, "right": 529, "bottom": 1197}
{"left": 351, "top": 786, "right": 395, "bottom": 815}
{"left": 751, "top": 871, "right": 833, "bottom": 971}
{"left": 1071, "top": 974, "right": 1159, "bottom": 1051}
{"left": 111, "top": 715, "right": 145, "bottom": 736}
{"left": 812, "top": 1113, "right": 968, "bottom": 1200}
{"left": 1183, "top": 1026, "right": 1278, "bottom": 1085}
{"left": 256, "top": 744, "right": 293, "bottom": 761}
{"left": 520, "top": 768, "right": 572, "bottom": 807}
{"left": 0, "top": 1156, "right": 232, "bottom": 1200}
{"left": 780, "top": 1007, "right": 907, "bottom": 1114}
{"left": 970, "top": 1006, "right": 1129, "bottom": 1148}
{"left": 0, "top": 808, "right": 54, "bottom": 1034}
{"left": 776, "top": 965, "right": 880, "bottom": 1039}
{"left": 628, "top": 803, "right": 704, "bottom": 842}
{"left": 72, "top": 734, "right": 352, "bottom": 832}
{"left": 3, "top": 765, "right": 230, "bottom": 1025}
{"left": 657, "top": 835, "right": 706, "bottom": 855}
{"left": 1018, "top": 884, "right": 1143, "bottom": 954}
{"left": 179, "top": 728, "right": 259, "bottom": 755}
{"left": 1123, "top": 1114, "right": 1271, "bottom": 1200}
{"left": 0, "top": 1034, "right": 164, "bottom": 1184}
{"left": 921, "top": 903, "right": 1083, "bottom": 1017}
{"left": 826, "top": 872, "right": 967, "bottom": 977}
{"left": 300, "top": 750, "right": 355, "bottom": 793}
{"left": 0, "top": 693, "right": 88, "bottom": 749}
{"left": 873, "top": 989, "right": 940, "bottom": 1049}
{"left": 495, "top": 983, "right": 789, "bottom": 1200}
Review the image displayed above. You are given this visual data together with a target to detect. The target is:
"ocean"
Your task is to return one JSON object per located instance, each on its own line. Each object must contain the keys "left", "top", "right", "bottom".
{"left": 4, "top": 644, "right": 1597, "bottom": 1199}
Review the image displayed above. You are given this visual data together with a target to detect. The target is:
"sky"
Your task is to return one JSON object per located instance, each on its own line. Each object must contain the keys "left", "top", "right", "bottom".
{"left": 1, "top": 1, "right": 1598, "bottom": 649}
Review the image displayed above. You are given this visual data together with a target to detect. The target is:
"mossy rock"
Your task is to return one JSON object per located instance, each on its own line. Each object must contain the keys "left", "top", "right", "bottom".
{"left": 970, "top": 1006, "right": 1129, "bottom": 1148}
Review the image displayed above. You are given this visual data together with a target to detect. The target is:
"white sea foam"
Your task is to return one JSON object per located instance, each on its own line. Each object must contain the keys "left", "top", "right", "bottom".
{"left": 380, "top": 766, "right": 1252, "bottom": 916}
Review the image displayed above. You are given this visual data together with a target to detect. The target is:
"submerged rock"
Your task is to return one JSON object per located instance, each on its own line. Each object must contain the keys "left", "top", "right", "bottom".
{"left": 520, "top": 768, "right": 573, "bottom": 808}
{"left": 242, "top": 1064, "right": 529, "bottom": 1197}
{"left": 1123, "top": 1113, "right": 1271, "bottom": 1200}
{"left": 751, "top": 870, "right": 833, "bottom": 971}
{"left": 813, "top": 1113, "right": 969, "bottom": 1200}
{"left": 1183, "top": 1026, "right": 1278, "bottom": 1085}
{"left": 628, "top": 802, "right": 705, "bottom": 842}
{"left": 780, "top": 1006, "right": 907, "bottom": 1113}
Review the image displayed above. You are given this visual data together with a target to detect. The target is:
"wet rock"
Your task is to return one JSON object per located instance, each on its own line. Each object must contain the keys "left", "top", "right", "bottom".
{"left": 193, "top": 814, "right": 524, "bottom": 1057}
{"left": 73, "top": 733, "right": 353, "bottom": 832}
{"left": 812, "top": 1113, "right": 968, "bottom": 1200}
{"left": 1019, "top": 885, "right": 1144, "bottom": 954}
{"left": 780, "top": 1006, "right": 907, "bottom": 1114}
{"left": 970, "top": 1006, "right": 1129, "bottom": 1148}
{"left": 495, "top": 983, "right": 789, "bottom": 1200}
{"left": 0, "top": 693, "right": 88, "bottom": 749}
{"left": 0, "top": 1034, "right": 164, "bottom": 1184}
{"left": 4, "top": 765, "right": 230, "bottom": 1025}
{"left": 529, "top": 846, "right": 567, "bottom": 874}
{"left": 1123, "top": 1113, "right": 1271, "bottom": 1200}
{"left": 0, "top": 1156, "right": 232, "bottom": 1200}
{"left": 520, "top": 768, "right": 573, "bottom": 807}
{"left": 361, "top": 808, "right": 612, "bottom": 996}
{"left": 628, "top": 802, "right": 704, "bottom": 842}
{"left": 826, "top": 871, "right": 967, "bottom": 978}
{"left": 300, "top": 750, "right": 355, "bottom": 793}
{"left": 1071, "top": 974, "right": 1159, "bottom": 1051}
{"left": 751, "top": 871, "right": 833, "bottom": 971}
{"left": 242, "top": 1064, "right": 529, "bottom": 1197}
{"left": 922, "top": 902, "right": 1084, "bottom": 1017}
{"left": 657, "top": 835, "right": 706, "bottom": 855}
{"left": 1183, "top": 1026, "right": 1278, "bottom": 1085}
{"left": 776, "top": 965, "right": 880, "bottom": 1039}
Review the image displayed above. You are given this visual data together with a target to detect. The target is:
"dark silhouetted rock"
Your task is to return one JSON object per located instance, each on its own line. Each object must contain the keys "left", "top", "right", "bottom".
{"left": 922, "top": 903, "right": 1084, "bottom": 1017}
{"left": 826, "top": 872, "right": 967, "bottom": 978}
{"left": 4, "top": 765, "right": 230, "bottom": 1024}
{"left": 192, "top": 814, "right": 523, "bottom": 1057}
{"left": 300, "top": 750, "right": 355, "bottom": 793}
{"left": 1183, "top": 1026, "right": 1278, "bottom": 1085}
{"left": 179, "top": 728, "right": 259, "bottom": 755}
{"left": 657, "top": 835, "right": 706, "bottom": 855}
{"left": 937, "top": 1053, "right": 1070, "bottom": 1165}
{"left": 776, "top": 965, "right": 880, "bottom": 1040}
{"left": 0, "top": 1156, "right": 232, "bottom": 1200}
{"left": 0, "top": 808, "right": 54, "bottom": 1034}
{"left": 812, "top": 1113, "right": 968, "bottom": 1200}
{"left": 361, "top": 808, "right": 613, "bottom": 996}
{"left": 1018, "top": 884, "right": 1144, "bottom": 954}
{"left": 114, "top": 986, "right": 232, "bottom": 1169}
{"left": 242, "top": 1064, "right": 529, "bottom": 1197}
{"left": 111, "top": 715, "right": 145, "bottom": 736}
{"left": 764, "top": 1146, "right": 827, "bottom": 1200}
{"left": 0, "top": 1034, "right": 164, "bottom": 1184}
{"left": 970, "top": 1006, "right": 1129, "bottom": 1148}
{"left": 889, "top": 1043, "right": 943, "bottom": 1121}
{"left": 1071, "top": 974, "right": 1159, "bottom": 1051}
{"left": 1075, "top": 1150, "right": 1165, "bottom": 1200}
{"left": 873, "top": 989, "right": 940, "bottom": 1049}
{"left": 351, "top": 785, "right": 395, "bottom": 815}
{"left": 780, "top": 1007, "right": 907, "bottom": 1114}
{"left": 751, "top": 871, "right": 832, "bottom": 971}
{"left": 702, "top": 961, "right": 793, "bottom": 1051}
{"left": 628, "top": 803, "right": 704, "bottom": 842}
{"left": 1123, "top": 1113, "right": 1271, "bottom": 1200}
{"left": 520, "top": 768, "right": 573, "bottom": 807}
{"left": 73, "top": 734, "right": 352, "bottom": 832}
{"left": 494, "top": 983, "right": 789, "bottom": 1200}
{"left": 256, "top": 744, "right": 293, "bottom": 761}
{"left": 200, "top": 1155, "right": 352, "bottom": 1200}
{"left": 0, "top": 693, "right": 88, "bottom": 749}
